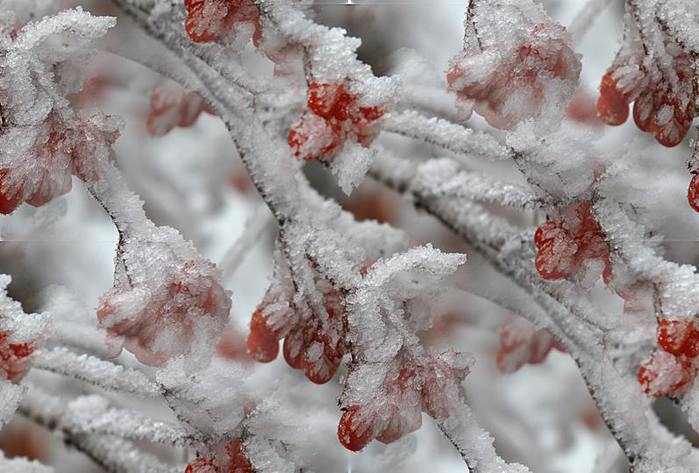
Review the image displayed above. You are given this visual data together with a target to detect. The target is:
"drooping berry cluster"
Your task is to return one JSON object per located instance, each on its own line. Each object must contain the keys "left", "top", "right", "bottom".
{"left": 638, "top": 319, "right": 699, "bottom": 398}
{"left": 337, "top": 352, "right": 469, "bottom": 452}
{"left": 0, "top": 331, "right": 35, "bottom": 384}
{"left": 146, "top": 80, "right": 215, "bottom": 137}
{"left": 534, "top": 202, "right": 611, "bottom": 282}
{"left": 184, "top": 0, "right": 260, "bottom": 45}
{"left": 246, "top": 283, "right": 345, "bottom": 385}
{"left": 185, "top": 438, "right": 254, "bottom": 473}
{"left": 496, "top": 317, "right": 562, "bottom": 374}
{"left": 596, "top": 41, "right": 695, "bottom": 147}
{"left": 447, "top": 22, "right": 580, "bottom": 129}
{"left": 287, "top": 82, "right": 387, "bottom": 161}
{"left": 98, "top": 258, "right": 231, "bottom": 367}
{"left": 0, "top": 113, "right": 120, "bottom": 215}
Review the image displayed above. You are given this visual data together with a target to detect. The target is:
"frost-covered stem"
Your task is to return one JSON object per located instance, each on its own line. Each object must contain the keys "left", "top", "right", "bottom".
{"left": 568, "top": 0, "right": 614, "bottom": 44}
{"left": 34, "top": 348, "right": 161, "bottom": 397}
{"left": 626, "top": 0, "right": 650, "bottom": 56}
{"left": 413, "top": 158, "right": 549, "bottom": 209}
{"left": 220, "top": 203, "right": 274, "bottom": 281}
{"left": 655, "top": 0, "right": 699, "bottom": 55}
{"left": 399, "top": 85, "right": 462, "bottom": 123}
{"left": 465, "top": 0, "right": 482, "bottom": 50}
{"left": 437, "top": 393, "right": 531, "bottom": 473}
{"left": 19, "top": 388, "right": 181, "bottom": 473}
{"left": 49, "top": 321, "right": 114, "bottom": 358}
{"left": 61, "top": 396, "right": 205, "bottom": 447}
{"left": 382, "top": 111, "right": 511, "bottom": 160}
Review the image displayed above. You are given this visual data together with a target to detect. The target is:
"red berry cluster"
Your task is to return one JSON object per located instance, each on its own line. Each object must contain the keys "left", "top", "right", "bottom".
{"left": 0, "top": 113, "right": 119, "bottom": 215}
{"left": 184, "top": 0, "right": 260, "bottom": 45}
{"left": 287, "top": 82, "right": 386, "bottom": 161}
{"left": 596, "top": 50, "right": 695, "bottom": 147}
{"left": 97, "top": 259, "right": 231, "bottom": 367}
{"left": 0, "top": 331, "right": 35, "bottom": 384}
{"left": 246, "top": 289, "right": 345, "bottom": 384}
{"left": 146, "top": 80, "right": 215, "bottom": 137}
{"left": 337, "top": 352, "right": 469, "bottom": 452}
{"left": 447, "top": 22, "right": 580, "bottom": 129}
{"left": 638, "top": 319, "right": 699, "bottom": 398}
{"left": 185, "top": 438, "right": 253, "bottom": 473}
{"left": 496, "top": 318, "right": 562, "bottom": 374}
{"left": 534, "top": 202, "right": 611, "bottom": 282}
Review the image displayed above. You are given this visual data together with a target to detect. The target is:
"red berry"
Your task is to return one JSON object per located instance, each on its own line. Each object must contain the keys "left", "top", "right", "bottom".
{"left": 0, "top": 170, "right": 22, "bottom": 215}
{"left": 0, "top": 330, "right": 35, "bottom": 384}
{"left": 534, "top": 203, "right": 610, "bottom": 283}
{"left": 184, "top": 0, "right": 259, "bottom": 45}
{"left": 657, "top": 319, "right": 699, "bottom": 358}
{"left": 303, "top": 346, "right": 340, "bottom": 385}
{"left": 146, "top": 80, "right": 213, "bottom": 137}
{"left": 282, "top": 327, "right": 306, "bottom": 369}
{"left": 638, "top": 349, "right": 695, "bottom": 398}
{"left": 535, "top": 239, "right": 575, "bottom": 280}
{"left": 375, "top": 405, "right": 422, "bottom": 445}
{"left": 338, "top": 407, "right": 375, "bottom": 452}
{"left": 224, "top": 438, "right": 254, "bottom": 473}
{"left": 246, "top": 309, "right": 279, "bottom": 363}
{"left": 688, "top": 174, "right": 699, "bottom": 213}
{"left": 534, "top": 220, "right": 564, "bottom": 248}
{"left": 596, "top": 73, "right": 629, "bottom": 126}
{"left": 288, "top": 82, "right": 386, "bottom": 161}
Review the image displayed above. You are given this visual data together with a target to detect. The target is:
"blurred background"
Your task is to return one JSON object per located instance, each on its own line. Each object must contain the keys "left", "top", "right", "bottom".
{"left": 1, "top": 1, "right": 697, "bottom": 472}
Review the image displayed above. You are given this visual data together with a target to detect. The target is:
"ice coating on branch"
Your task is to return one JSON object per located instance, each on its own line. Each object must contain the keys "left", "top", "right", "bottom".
{"left": 448, "top": 0, "right": 581, "bottom": 129}
{"left": 34, "top": 348, "right": 160, "bottom": 397}
{"left": 0, "top": 382, "right": 24, "bottom": 428}
{"left": 656, "top": 0, "right": 699, "bottom": 54}
{"left": 243, "top": 394, "right": 312, "bottom": 473}
{"left": 0, "top": 451, "right": 53, "bottom": 473}
{"left": 413, "top": 158, "right": 543, "bottom": 209}
{"left": 63, "top": 394, "right": 201, "bottom": 448}
{"left": 156, "top": 358, "right": 247, "bottom": 435}
{"left": 506, "top": 121, "right": 605, "bottom": 200}
{"left": 347, "top": 245, "right": 465, "bottom": 362}
{"left": 0, "top": 8, "right": 117, "bottom": 213}
{"left": 593, "top": 196, "right": 699, "bottom": 320}
{"left": 596, "top": 2, "right": 696, "bottom": 147}
{"left": 388, "top": 49, "right": 460, "bottom": 121}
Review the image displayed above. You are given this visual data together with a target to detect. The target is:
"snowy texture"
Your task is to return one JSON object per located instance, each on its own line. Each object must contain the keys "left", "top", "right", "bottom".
{"left": 2, "top": 0, "right": 699, "bottom": 472}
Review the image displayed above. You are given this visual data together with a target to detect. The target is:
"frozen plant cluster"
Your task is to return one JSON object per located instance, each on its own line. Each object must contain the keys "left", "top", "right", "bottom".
{"left": 1, "top": 0, "right": 699, "bottom": 472}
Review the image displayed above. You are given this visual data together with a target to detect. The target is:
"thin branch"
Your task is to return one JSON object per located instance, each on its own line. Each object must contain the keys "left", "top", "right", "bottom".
{"left": 568, "top": 0, "right": 615, "bottom": 45}
{"left": 33, "top": 348, "right": 160, "bottom": 397}
{"left": 19, "top": 387, "right": 182, "bottom": 473}
{"left": 220, "top": 203, "right": 274, "bottom": 282}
